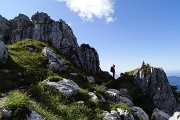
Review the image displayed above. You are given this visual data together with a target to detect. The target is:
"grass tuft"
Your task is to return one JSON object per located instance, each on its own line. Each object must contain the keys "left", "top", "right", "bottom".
{"left": 4, "top": 90, "right": 30, "bottom": 120}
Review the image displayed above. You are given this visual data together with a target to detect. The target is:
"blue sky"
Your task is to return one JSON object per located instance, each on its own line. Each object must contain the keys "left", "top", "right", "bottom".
{"left": 1, "top": 0, "right": 180, "bottom": 76}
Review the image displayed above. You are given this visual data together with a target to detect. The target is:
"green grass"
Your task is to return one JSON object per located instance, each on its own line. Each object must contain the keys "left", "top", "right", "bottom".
{"left": 88, "top": 84, "right": 110, "bottom": 100}
{"left": 45, "top": 75, "right": 63, "bottom": 82}
{"left": 0, "top": 39, "right": 156, "bottom": 119}
{"left": 0, "top": 40, "right": 53, "bottom": 92}
{"left": 124, "top": 68, "right": 141, "bottom": 76}
{"left": 28, "top": 82, "right": 103, "bottom": 120}
{"left": 4, "top": 90, "right": 31, "bottom": 120}
{"left": 0, "top": 39, "right": 85, "bottom": 92}
{"left": 110, "top": 102, "right": 131, "bottom": 111}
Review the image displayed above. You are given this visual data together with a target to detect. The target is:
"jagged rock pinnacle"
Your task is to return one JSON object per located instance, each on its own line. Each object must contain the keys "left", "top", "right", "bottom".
{"left": 0, "top": 12, "right": 100, "bottom": 74}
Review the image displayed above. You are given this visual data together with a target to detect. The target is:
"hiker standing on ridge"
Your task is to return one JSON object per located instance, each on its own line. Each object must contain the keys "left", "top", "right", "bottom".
{"left": 110, "top": 64, "right": 115, "bottom": 79}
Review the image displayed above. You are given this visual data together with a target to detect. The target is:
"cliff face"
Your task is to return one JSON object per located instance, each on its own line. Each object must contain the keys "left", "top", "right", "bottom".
{"left": 0, "top": 12, "right": 100, "bottom": 74}
{"left": 133, "top": 62, "right": 179, "bottom": 115}
{"left": 0, "top": 40, "right": 8, "bottom": 63}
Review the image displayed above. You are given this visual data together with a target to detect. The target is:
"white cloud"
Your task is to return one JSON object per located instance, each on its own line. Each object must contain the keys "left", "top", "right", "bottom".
{"left": 57, "top": 0, "right": 115, "bottom": 23}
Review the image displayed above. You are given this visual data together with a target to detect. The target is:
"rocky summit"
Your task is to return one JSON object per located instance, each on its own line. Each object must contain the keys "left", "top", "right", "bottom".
{"left": 134, "top": 62, "right": 180, "bottom": 115}
{"left": 0, "top": 12, "right": 100, "bottom": 74}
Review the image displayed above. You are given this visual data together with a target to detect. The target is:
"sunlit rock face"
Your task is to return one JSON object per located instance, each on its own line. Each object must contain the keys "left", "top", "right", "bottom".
{"left": 0, "top": 12, "right": 100, "bottom": 74}
{"left": 134, "top": 62, "right": 179, "bottom": 115}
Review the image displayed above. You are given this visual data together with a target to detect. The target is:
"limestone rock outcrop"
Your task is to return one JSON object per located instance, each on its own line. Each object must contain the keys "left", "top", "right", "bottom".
{"left": 0, "top": 40, "right": 8, "bottom": 63}
{"left": 88, "top": 92, "right": 99, "bottom": 102}
{"left": 80, "top": 44, "right": 100, "bottom": 74}
{"left": 1, "top": 109, "right": 45, "bottom": 120}
{"left": 46, "top": 78, "right": 80, "bottom": 96}
{"left": 107, "top": 89, "right": 134, "bottom": 107}
{"left": 133, "top": 62, "right": 179, "bottom": 115}
{"left": 0, "top": 12, "right": 100, "bottom": 74}
{"left": 42, "top": 47, "right": 68, "bottom": 72}
{"left": 131, "top": 106, "right": 149, "bottom": 120}
{"left": 0, "top": 15, "right": 10, "bottom": 40}
{"left": 151, "top": 108, "right": 170, "bottom": 120}
{"left": 169, "top": 112, "right": 180, "bottom": 120}
{"left": 103, "top": 108, "right": 135, "bottom": 120}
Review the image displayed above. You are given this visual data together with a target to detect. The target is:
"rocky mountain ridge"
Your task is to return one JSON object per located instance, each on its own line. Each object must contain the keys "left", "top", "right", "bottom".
{"left": 0, "top": 12, "right": 180, "bottom": 120}
{"left": 0, "top": 12, "right": 100, "bottom": 74}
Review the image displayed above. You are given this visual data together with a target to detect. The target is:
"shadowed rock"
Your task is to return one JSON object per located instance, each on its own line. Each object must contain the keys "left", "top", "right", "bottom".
{"left": 151, "top": 108, "right": 170, "bottom": 120}
{"left": 0, "top": 40, "right": 8, "bottom": 63}
{"left": 134, "top": 62, "right": 179, "bottom": 115}
{"left": 131, "top": 106, "right": 149, "bottom": 120}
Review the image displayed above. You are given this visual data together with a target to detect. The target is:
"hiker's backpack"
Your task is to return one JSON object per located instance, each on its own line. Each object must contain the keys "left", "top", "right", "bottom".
{"left": 110, "top": 67, "right": 114, "bottom": 72}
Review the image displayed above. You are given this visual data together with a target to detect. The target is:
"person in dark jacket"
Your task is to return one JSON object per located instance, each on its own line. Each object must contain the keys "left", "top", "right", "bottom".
{"left": 110, "top": 64, "right": 115, "bottom": 79}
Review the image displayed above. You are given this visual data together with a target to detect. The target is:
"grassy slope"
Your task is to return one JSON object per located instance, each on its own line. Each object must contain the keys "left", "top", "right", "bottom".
{"left": 1, "top": 39, "right": 131, "bottom": 120}
{"left": 1, "top": 39, "right": 163, "bottom": 119}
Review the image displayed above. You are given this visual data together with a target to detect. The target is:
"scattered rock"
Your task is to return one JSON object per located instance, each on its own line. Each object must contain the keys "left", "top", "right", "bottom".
{"left": 169, "top": 111, "right": 180, "bottom": 120}
{"left": 0, "top": 69, "right": 10, "bottom": 73}
{"left": 111, "top": 110, "right": 121, "bottom": 120}
{"left": 151, "top": 108, "right": 170, "bottom": 120}
{"left": 103, "top": 111, "right": 121, "bottom": 120}
{"left": 27, "top": 111, "right": 45, "bottom": 120}
{"left": 26, "top": 46, "right": 34, "bottom": 51}
{"left": 117, "top": 108, "right": 134, "bottom": 120}
{"left": 103, "top": 108, "right": 134, "bottom": 120}
{"left": 77, "top": 101, "right": 85, "bottom": 104}
{"left": 131, "top": 106, "right": 149, "bottom": 120}
{"left": 43, "top": 47, "right": 68, "bottom": 72}
{"left": 46, "top": 78, "right": 80, "bottom": 96}
{"left": 107, "top": 89, "right": 120, "bottom": 97}
{"left": 107, "top": 89, "right": 133, "bottom": 106}
{"left": 118, "top": 96, "right": 134, "bottom": 107}
{"left": 88, "top": 92, "right": 99, "bottom": 102}
{"left": 86, "top": 76, "right": 95, "bottom": 83}
{"left": 1, "top": 109, "right": 12, "bottom": 119}
{"left": 18, "top": 72, "right": 23, "bottom": 76}
{"left": 70, "top": 73, "right": 78, "bottom": 77}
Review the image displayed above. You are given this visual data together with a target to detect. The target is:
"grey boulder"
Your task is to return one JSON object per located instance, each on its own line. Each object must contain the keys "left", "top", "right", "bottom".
{"left": 151, "top": 108, "right": 170, "bottom": 120}
{"left": 43, "top": 47, "right": 68, "bottom": 72}
{"left": 46, "top": 78, "right": 80, "bottom": 96}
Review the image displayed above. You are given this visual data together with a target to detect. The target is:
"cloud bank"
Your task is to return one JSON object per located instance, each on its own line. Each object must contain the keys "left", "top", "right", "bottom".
{"left": 57, "top": 0, "right": 115, "bottom": 23}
